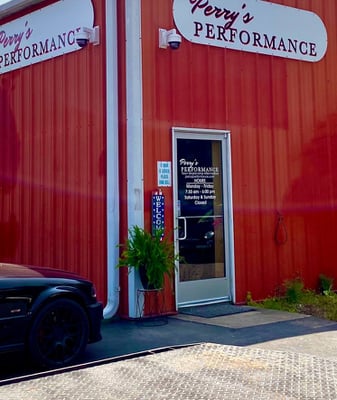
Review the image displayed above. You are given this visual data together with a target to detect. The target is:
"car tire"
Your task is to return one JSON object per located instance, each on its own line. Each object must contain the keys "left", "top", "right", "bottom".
{"left": 28, "top": 298, "right": 89, "bottom": 368}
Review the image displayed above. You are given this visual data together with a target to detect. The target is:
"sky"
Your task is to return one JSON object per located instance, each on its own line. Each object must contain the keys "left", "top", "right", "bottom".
{"left": 0, "top": 0, "right": 11, "bottom": 4}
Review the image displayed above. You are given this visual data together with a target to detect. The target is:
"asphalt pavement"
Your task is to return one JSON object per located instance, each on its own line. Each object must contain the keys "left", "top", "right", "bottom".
{"left": 1, "top": 307, "right": 337, "bottom": 398}
{"left": 2, "top": 307, "right": 337, "bottom": 378}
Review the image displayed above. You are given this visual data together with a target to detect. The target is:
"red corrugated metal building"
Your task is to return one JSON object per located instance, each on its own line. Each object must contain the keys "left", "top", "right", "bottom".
{"left": 1, "top": 0, "right": 336, "bottom": 318}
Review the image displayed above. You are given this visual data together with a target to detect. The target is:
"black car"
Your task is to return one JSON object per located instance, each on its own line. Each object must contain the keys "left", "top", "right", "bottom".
{"left": 0, "top": 263, "right": 103, "bottom": 368}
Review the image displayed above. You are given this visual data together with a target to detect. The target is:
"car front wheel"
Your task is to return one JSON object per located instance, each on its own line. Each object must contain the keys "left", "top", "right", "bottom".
{"left": 28, "top": 298, "right": 89, "bottom": 368}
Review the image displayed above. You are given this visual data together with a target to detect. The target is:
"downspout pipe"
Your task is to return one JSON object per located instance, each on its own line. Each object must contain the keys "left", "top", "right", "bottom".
{"left": 125, "top": 0, "right": 144, "bottom": 318}
{"left": 103, "top": 0, "right": 120, "bottom": 319}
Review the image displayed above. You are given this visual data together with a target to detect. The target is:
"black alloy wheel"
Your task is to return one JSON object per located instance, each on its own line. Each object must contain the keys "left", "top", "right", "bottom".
{"left": 28, "top": 298, "right": 89, "bottom": 368}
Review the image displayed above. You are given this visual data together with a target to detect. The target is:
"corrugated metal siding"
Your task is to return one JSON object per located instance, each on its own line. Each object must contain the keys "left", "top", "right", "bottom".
{"left": 0, "top": 0, "right": 107, "bottom": 302}
{"left": 116, "top": 0, "right": 129, "bottom": 317}
{"left": 141, "top": 0, "right": 337, "bottom": 303}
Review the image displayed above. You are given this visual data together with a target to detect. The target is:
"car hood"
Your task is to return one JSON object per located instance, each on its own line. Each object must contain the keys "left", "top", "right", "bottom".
{"left": 0, "top": 263, "right": 85, "bottom": 281}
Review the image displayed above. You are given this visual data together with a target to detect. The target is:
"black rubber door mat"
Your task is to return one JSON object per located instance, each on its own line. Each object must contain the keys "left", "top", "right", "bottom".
{"left": 179, "top": 303, "right": 255, "bottom": 318}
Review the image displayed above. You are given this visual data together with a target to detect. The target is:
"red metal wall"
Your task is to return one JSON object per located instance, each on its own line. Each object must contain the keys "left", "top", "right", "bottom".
{"left": 2, "top": 0, "right": 337, "bottom": 312}
{"left": 0, "top": 0, "right": 108, "bottom": 302}
{"left": 140, "top": 0, "right": 337, "bottom": 303}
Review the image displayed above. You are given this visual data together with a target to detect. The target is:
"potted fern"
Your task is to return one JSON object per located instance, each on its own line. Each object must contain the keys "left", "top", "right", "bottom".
{"left": 117, "top": 225, "right": 178, "bottom": 290}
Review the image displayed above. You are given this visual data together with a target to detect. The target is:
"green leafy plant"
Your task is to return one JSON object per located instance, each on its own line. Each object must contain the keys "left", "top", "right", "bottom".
{"left": 117, "top": 225, "right": 179, "bottom": 290}
{"left": 319, "top": 274, "right": 334, "bottom": 296}
{"left": 248, "top": 275, "right": 337, "bottom": 322}
{"left": 284, "top": 277, "right": 304, "bottom": 303}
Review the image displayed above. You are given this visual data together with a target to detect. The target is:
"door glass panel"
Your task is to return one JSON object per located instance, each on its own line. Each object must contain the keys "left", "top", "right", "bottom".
{"left": 177, "top": 138, "right": 225, "bottom": 282}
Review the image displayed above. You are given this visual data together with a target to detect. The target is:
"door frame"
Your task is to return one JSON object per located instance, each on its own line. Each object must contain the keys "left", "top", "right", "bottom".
{"left": 172, "top": 127, "right": 236, "bottom": 308}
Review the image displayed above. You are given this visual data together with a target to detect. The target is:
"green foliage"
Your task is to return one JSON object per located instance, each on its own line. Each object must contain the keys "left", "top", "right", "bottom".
{"left": 117, "top": 225, "right": 178, "bottom": 290}
{"left": 322, "top": 293, "right": 337, "bottom": 320}
{"left": 249, "top": 295, "right": 298, "bottom": 313}
{"left": 319, "top": 274, "right": 334, "bottom": 296}
{"left": 249, "top": 275, "right": 337, "bottom": 322}
{"left": 284, "top": 278, "right": 304, "bottom": 303}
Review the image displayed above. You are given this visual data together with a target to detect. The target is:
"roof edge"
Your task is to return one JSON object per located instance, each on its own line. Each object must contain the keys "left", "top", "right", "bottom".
{"left": 0, "top": 0, "right": 46, "bottom": 19}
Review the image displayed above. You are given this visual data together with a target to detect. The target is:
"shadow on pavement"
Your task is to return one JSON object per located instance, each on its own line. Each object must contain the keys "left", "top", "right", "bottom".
{"left": 1, "top": 313, "right": 337, "bottom": 382}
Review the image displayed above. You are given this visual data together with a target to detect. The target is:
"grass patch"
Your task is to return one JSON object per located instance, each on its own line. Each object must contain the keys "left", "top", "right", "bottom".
{"left": 248, "top": 277, "right": 337, "bottom": 322}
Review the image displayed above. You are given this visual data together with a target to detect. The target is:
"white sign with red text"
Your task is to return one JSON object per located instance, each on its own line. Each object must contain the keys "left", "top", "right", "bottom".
{"left": 0, "top": 0, "right": 94, "bottom": 74}
{"left": 173, "top": 0, "right": 327, "bottom": 62}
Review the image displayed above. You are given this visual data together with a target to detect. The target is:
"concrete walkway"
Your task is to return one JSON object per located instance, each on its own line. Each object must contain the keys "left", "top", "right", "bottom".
{"left": 175, "top": 308, "right": 337, "bottom": 360}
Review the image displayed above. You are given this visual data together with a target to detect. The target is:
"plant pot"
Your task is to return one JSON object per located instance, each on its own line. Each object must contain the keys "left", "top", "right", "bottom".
{"left": 117, "top": 225, "right": 178, "bottom": 291}
{"left": 139, "top": 264, "right": 156, "bottom": 290}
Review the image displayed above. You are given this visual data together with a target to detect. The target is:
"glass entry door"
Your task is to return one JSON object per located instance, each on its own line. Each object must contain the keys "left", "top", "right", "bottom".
{"left": 173, "top": 129, "right": 233, "bottom": 306}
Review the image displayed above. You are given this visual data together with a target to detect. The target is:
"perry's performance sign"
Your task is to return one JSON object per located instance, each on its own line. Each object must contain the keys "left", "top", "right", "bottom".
{"left": 0, "top": 0, "right": 94, "bottom": 74}
{"left": 173, "top": 0, "right": 328, "bottom": 62}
